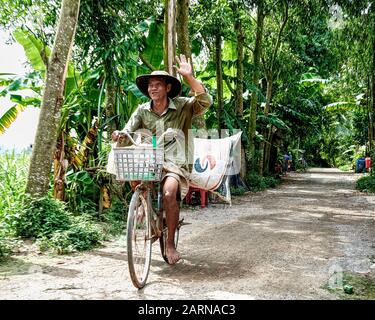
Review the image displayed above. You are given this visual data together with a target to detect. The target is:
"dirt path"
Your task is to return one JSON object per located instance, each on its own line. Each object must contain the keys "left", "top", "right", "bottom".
{"left": 1, "top": 168, "right": 374, "bottom": 300}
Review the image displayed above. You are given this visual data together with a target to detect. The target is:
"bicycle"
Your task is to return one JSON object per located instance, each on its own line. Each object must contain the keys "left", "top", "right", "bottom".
{"left": 113, "top": 130, "right": 186, "bottom": 289}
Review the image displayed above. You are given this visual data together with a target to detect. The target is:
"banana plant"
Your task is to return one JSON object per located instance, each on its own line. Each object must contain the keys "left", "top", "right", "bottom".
{"left": 10, "top": 27, "right": 98, "bottom": 201}
{"left": 0, "top": 72, "right": 42, "bottom": 134}
{"left": 0, "top": 28, "right": 78, "bottom": 135}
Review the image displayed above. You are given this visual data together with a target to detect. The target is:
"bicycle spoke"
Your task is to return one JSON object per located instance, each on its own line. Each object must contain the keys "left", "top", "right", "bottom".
{"left": 127, "top": 191, "right": 152, "bottom": 288}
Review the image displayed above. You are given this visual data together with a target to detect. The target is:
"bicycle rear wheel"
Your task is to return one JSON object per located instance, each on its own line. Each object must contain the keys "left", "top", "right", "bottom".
{"left": 159, "top": 216, "right": 180, "bottom": 264}
{"left": 127, "top": 189, "right": 152, "bottom": 288}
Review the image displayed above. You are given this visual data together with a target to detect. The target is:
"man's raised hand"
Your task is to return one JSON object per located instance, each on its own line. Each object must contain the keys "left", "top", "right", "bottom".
{"left": 174, "top": 54, "right": 193, "bottom": 78}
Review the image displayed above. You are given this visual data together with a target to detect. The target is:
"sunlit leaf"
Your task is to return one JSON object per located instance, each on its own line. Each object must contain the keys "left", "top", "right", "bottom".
{"left": 0, "top": 104, "right": 25, "bottom": 134}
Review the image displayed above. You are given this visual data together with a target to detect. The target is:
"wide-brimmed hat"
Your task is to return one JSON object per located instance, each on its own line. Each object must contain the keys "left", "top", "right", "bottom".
{"left": 136, "top": 70, "right": 182, "bottom": 99}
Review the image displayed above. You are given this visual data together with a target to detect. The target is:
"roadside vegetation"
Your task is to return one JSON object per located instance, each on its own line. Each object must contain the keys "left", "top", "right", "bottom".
{"left": 1, "top": 0, "right": 374, "bottom": 259}
{"left": 356, "top": 175, "right": 375, "bottom": 193}
{"left": 324, "top": 270, "right": 375, "bottom": 300}
{"left": 0, "top": 151, "right": 127, "bottom": 259}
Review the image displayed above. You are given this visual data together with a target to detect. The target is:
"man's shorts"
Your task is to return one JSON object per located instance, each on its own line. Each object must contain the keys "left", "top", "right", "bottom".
{"left": 161, "top": 163, "right": 190, "bottom": 200}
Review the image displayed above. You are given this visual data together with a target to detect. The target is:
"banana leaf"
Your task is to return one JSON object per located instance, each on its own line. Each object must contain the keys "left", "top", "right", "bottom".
{"left": 12, "top": 28, "right": 50, "bottom": 73}
{"left": 0, "top": 104, "right": 25, "bottom": 134}
{"left": 324, "top": 101, "right": 364, "bottom": 112}
{"left": 141, "top": 20, "right": 164, "bottom": 70}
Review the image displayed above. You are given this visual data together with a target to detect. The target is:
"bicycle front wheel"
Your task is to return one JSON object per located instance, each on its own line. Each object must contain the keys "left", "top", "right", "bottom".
{"left": 127, "top": 189, "right": 152, "bottom": 288}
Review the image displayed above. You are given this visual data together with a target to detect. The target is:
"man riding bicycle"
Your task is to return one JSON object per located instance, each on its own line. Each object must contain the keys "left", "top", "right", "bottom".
{"left": 111, "top": 54, "right": 212, "bottom": 264}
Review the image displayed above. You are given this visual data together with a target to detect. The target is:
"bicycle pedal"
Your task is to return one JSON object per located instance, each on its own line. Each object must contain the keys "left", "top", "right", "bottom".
{"left": 179, "top": 218, "right": 191, "bottom": 226}
{"left": 146, "top": 235, "right": 159, "bottom": 243}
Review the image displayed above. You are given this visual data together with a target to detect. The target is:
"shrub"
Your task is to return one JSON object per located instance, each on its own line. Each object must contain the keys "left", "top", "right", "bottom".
{"left": 338, "top": 164, "right": 352, "bottom": 172}
{"left": 0, "top": 152, "right": 113, "bottom": 256}
{"left": 100, "top": 199, "right": 127, "bottom": 235}
{"left": 65, "top": 170, "right": 100, "bottom": 214}
{"left": 245, "top": 173, "right": 281, "bottom": 192}
{"left": 245, "top": 173, "right": 263, "bottom": 192}
{"left": 15, "top": 196, "right": 104, "bottom": 254}
{"left": 37, "top": 217, "right": 103, "bottom": 254}
{"left": 0, "top": 151, "right": 30, "bottom": 232}
{"left": 230, "top": 186, "right": 247, "bottom": 196}
{"left": 0, "top": 231, "right": 19, "bottom": 261}
{"left": 15, "top": 196, "right": 71, "bottom": 238}
{"left": 262, "top": 176, "right": 281, "bottom": 189}
{"left": 356, "top": 176, "right": 375, "bottom": 193}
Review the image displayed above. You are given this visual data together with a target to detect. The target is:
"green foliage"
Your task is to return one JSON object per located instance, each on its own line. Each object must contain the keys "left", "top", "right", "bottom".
{"left": 15, "top": 196, "right": 71, "bottom": 238}
{"left": 100, "top": 199, "right": 127, "bottom": 236}
{"left": 141, "top": 18, "right": 164, "bottom": 70}
{"left": 12, "top": 28, "right": 50, "bottom": 73}
{"left": 0, "top": 151, "right": 30, "bottom": 227}
{"left": 65, "top": 170, "right": 99, "bottom": 214}
{"left": 0, "top": 152, "right": 125, "bottom": 257}
{"left": 324, "top": 271, "right": 375, "bottom": 300}
{"left": 356, "top": 176, "right": 375, "bottom": 193}
{"left": 230, "top": 186, "right": 246, "bottom": 196}
{"left": 245, "top": 173, "right": 281, "bottom": 192}
{"left": 37, "top": 216, "right": 103, "bottom": 254}
{"left": 15, "top": 196, "right": 104, "bottom": 254}
{"left": 2, "top": 0, "right": 375, "bottom": 263}
{"left": 0, "top": 72, "right": 42, "bottom": 134}
{"left": 338, "top": 164, "right": 352, "bottom": 172}
{"left": 0, "top": 230, "right": 19, "bottom": 261}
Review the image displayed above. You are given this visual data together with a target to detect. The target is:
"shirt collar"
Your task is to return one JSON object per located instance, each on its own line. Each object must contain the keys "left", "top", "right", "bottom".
{"left": 146, "top": 97, "right": 177, "bottom": 113}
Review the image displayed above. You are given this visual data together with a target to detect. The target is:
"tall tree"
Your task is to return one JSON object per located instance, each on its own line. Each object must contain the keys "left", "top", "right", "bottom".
{"left": 26, "top": 0, "right": 80, "bottom": 196}
{"left": 215, "top": 31, "right": 224, "bottom": 132}
{"left": 176, "top": 0, "right": 206, "bottom": 129}
{"left": 231, "top": 0, "right": 245, "bottom": 117}
{"left": 176, "top": 0, "right": 192, "bottom": 63}
{"left": 248, "top": 0, "right": 265, "bottom": 172}
{"left": 259, "top": 0, "right": 289, "bottom": 175}
{"left": 164, "top": 0, "right": 177, "bottom": 76}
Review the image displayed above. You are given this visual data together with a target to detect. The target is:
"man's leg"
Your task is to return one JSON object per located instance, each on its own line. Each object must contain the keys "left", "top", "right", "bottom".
{"left": 163, "top": 176, "right": 181, "bottom": 265}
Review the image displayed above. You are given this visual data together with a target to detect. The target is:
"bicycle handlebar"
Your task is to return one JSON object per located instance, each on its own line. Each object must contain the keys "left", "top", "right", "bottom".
{"left": 118, "top": 129, "right": 181, "bottom": 147}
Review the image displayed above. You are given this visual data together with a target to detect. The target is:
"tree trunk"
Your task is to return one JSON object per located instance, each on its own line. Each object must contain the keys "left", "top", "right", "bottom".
{"left": 232, "top": 1, "right": 246, "bottom": 178}
{"left": 234, "top": 3, "right": 244, "bottom": 117}
{"left": 53, "top": 133, "right": 67, "bottom": 201}
{"left": 26, "top": 0, "right": 80, "bottom": 197}
{"left": 176, "top": 0, "right": 191, "bottom": 65}
{"left": 215, "top": 32, "right": 224, "bottom": 133}
{"left": 258, "top": 1, "right": 288, "bottom": 175}
{"left": 176, "top": 0, "right": 205, "bottom": 129}
{"left": 264, "top": 128, "right": 273, "bottom": 173}
{"left": 370, "top": 20, "right": 375, "bottom": 151}
{"left": 248, "top": 0, "right": 264, "bottom": 172}
{"left": 164, "top": 0, "right": 177, "bottom": 76}
{"left": 258, "top": 75, "right": 273, "bottom": 175}
{"left": 105, "top": 80, "right": 117, "bottom": 137}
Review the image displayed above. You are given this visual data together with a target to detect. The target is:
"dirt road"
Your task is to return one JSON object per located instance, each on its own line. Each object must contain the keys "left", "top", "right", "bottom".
{"left": 1, "top": 168, "right": 374, "bottom": 299}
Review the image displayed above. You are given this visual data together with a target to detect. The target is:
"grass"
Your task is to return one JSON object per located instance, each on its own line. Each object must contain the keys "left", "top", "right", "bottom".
{"left": 0, "top": 151, "right": 30, "bottom": 260}
{"left": 356, "top": 175, "right": 375, "bottom": 193}
{"left": 0, "top": 151, "right": 127, "bottom": 259}
{"left": 324, "top": 271, "right": 375, "bottom": 300}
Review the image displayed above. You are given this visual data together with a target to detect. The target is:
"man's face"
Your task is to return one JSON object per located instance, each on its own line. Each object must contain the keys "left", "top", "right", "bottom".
{"left": 147, "top": 77, "right": 171, "bottom": 101}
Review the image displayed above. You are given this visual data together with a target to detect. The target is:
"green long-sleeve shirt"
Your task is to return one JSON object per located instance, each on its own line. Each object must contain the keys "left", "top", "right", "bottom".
{"left": 123, "top": 91, "right": 213, "bottom": 138}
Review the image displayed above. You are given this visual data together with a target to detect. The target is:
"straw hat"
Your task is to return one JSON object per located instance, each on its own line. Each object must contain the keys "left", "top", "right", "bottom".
{"left": 136, "top": 70, "right": 182, "bottom": 99}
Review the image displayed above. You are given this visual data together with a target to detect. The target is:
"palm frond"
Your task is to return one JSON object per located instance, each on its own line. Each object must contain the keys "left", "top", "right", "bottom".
{"left": 324, "top": 101, "right": 364, "bottom": 112}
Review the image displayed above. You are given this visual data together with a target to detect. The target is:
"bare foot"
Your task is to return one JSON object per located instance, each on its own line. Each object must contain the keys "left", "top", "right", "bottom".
{"left": 165, "top": 245, "right": 181, "bottom": 265}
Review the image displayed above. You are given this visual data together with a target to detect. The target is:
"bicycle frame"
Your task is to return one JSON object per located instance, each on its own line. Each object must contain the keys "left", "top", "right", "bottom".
{"left": 133, "top": 181, "right": 164, "bottom": 242}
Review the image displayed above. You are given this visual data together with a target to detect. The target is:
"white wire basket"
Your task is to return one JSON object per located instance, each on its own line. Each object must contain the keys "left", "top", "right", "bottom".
{"left": 113, "top": 145, "right": 164, "bottom": 181}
